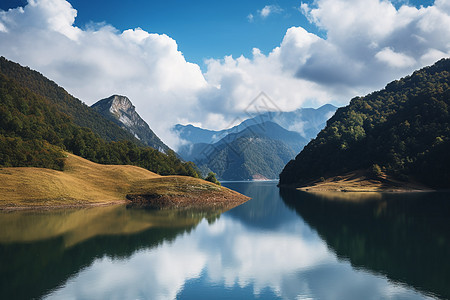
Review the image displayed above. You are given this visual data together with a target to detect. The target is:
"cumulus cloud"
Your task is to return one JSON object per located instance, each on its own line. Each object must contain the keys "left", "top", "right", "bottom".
{"left": 0, "top": 0, "right": 449, "bottom": 149}
{"left": 0, "top": 0, "right": 206, "bottom": 148}
{"left": 375, "top": 47, "right": 416, "bottom": 68}
{"left": 296, "top": 0, "right": 450, "bottom": 87}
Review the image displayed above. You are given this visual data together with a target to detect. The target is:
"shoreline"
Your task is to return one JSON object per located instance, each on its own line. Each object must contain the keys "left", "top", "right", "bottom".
{"left": 280, "top": 170, "right": 435, "bottom": 193}
{"left": 297, "top": 186, "right": 435, "bottom": 193}
{"left": 0, "top": 200, "right": 128, "bottom": 212}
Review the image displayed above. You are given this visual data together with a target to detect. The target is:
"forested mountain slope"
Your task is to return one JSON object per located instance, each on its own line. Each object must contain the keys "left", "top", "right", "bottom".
{"left": 184, "top": 122, "right": 300, "bottom": 180}
{"left": 0, "top": 57, "right": 139, "bottom": 143}
{"left": 280, "top": 59, "right": 450, "bottom": 188}
{"left": 0, "top": 57, "right": 200, "bottom": 177}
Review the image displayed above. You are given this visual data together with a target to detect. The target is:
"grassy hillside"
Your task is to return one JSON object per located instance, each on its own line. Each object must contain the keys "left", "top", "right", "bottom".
{"left": 0, "top": 153, "right": 249, "bottom": 209}
{"left": 280, "top": 58, "right": 450, "bottom": 189}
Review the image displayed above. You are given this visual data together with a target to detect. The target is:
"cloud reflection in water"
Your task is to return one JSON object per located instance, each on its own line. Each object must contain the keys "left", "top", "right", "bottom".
{"left": 46, "top": 210, "right": 431, "bottom": 300}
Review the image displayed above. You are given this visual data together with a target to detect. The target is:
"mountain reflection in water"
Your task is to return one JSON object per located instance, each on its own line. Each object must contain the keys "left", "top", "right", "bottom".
{"left": 0, "top": 206, "right": 222, "bottom": 300}
{"left": 280, "top": 189, "right": 450, "bottom": 299}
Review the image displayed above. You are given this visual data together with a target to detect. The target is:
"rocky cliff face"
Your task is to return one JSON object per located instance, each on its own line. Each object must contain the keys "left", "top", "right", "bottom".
{"left": 92, "top": 95, "right": 170, "bottom": 153}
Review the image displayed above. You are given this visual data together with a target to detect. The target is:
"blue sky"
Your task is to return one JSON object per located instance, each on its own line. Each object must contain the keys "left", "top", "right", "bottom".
{"left": 0, "top": 0, "right": 447, "bottom": 148}
{"left": 59, "top": 0, "right": 320, "bottom": 66}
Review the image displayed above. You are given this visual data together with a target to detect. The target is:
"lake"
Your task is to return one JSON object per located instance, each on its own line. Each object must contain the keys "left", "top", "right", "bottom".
{"left": 1, "top": 181, "right": 449, "bottom": 300}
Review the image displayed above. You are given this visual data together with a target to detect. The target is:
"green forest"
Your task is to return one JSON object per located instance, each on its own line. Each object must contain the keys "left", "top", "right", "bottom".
{"left": 280, "top": 58, "right": 450, "bottom": 188}
{"left": 0, "top": 57, "right": 201, "bottom": 178}
{"left": 199, "top": 135, "right": 296, "bottom": 180}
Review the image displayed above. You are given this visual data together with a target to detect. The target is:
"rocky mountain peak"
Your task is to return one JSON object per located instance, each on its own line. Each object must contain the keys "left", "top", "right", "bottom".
{"left": 107, "top": 95, "right": 134, "bottom": 118}
{"left": 92, "top": 95, "right": 170, "bottom": 153}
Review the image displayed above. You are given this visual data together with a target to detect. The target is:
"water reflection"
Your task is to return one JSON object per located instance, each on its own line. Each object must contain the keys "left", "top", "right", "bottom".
{"left": 0, "top": 206, "right": 222, "bottom": 300}
{"left": 1, "top": 183, "right": 447, "bottom": 300}
{"left": 280, "top": 189, "right": 450, "bottom": 299}
{"left": 225, "top": 181, "right": 306, "bottom": 230}
{"left": 45, "top": 210, "right": 334, "bottom": 300}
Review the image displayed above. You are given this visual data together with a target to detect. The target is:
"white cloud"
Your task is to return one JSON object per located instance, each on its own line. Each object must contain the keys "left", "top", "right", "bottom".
{"left": 375, "top": 47, "right": 416, "bottom": 68}
{"left": 259, "top": 5, "right": 283, "bottom": 19}
{"left": 0, "top": 0, "right": 206, "bottom": 149}
{"left": 296, "top": 0, "right": 450, "bottom": 84}
{"left": 260, "top": 6, "right": 271, "bottom": 18}
{"left": 0, "top": 0, "right": 449, "bottom": 149}
{"left": 197, "top": 0, "right": 450, "bottom": 131}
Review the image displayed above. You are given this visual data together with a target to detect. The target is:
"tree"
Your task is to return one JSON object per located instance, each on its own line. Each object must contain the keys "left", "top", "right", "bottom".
{"left": 205, "top": 172, "right": 221, "bottom": 185}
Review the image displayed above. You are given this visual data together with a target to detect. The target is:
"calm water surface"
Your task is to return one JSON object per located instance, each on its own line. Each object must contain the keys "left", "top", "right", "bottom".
{"left": 1, "top": 181, "right": 449, "bottom": 299}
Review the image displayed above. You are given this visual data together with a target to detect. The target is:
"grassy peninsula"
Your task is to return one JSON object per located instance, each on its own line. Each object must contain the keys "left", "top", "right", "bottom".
{"left": 0, "top": 153, "right": 249, "bottom": 210}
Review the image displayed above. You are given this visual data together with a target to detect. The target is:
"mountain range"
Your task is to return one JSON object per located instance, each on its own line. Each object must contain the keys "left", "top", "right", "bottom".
{"left": 6, "top": 54, "right": 447, "bottom": 188}
{"left": 280, "top": 58, "right": 450, "bottom": 189}
{"left": 174, "top": 104, "right": 336, "bottom": 145}
{"left": 173, "top": 104, "right": 337, "bottom": 180}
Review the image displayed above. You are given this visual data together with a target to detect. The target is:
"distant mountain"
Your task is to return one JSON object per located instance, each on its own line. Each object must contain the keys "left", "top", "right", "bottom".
{"left": 179, "top": 121, "right": 307, "bottom": 161}
{"left": 180, "top": 122, "right": 304, "bottom": 180}
{"left": 216, "top": 121, "right": 307, "bottom": 153}
{"left": 280, "top": 58, "right": 450, "bottom": 189}
{"left": 173, "top": 124, "right": 221, "bottom": 145}
{"left": 195, "top": 128, "right": 297, "bottom": 181}
{"left": 173, "top": 104, "right": 336, "bottom": 180}
{"left": 266, "top": 104, "right": 337, "bottom": 140}
{"left": 208, "top": 136, "right": 296, "bottom": 181}
{"left": 0, "top": 56, "right": 201, "bottom": 178}
{"left": 172, "top": 104, "right": 337, "bottom": 144}
{"left": 92, "top": 95, "right": 170, "bottom": 153}
{"left": 173, "top": 104, "right": 337, "bottom": 145}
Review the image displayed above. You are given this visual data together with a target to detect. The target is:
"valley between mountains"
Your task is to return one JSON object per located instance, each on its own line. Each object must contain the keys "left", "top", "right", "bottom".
{"left": 1, "top": 56, "right": 450, "bottom": 210}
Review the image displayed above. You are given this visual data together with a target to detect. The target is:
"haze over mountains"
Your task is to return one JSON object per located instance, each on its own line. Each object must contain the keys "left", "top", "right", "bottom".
{"left": 174, "top": 104, "right": 336, "bottom": 145}
{"left": 173, "top": 104, "right": 337, "bottom": 180}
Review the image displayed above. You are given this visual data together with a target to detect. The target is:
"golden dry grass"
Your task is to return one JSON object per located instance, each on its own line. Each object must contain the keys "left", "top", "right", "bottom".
{"left": 297, "top": 170, "right": 430, "bottom": 193}
{"left": 0, "top": 153, "right": 159, "bottom": 208}
{"left": 127, "top": 175, "right": 249, "bottom": 210}
{"left": 0, "top": 153, "right": 249, "bottom": 209}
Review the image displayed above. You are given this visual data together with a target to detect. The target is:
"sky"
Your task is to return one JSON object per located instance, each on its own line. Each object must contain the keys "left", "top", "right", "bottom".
{"left": 0, "top": 0, "right": 448, "bottom": 149}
